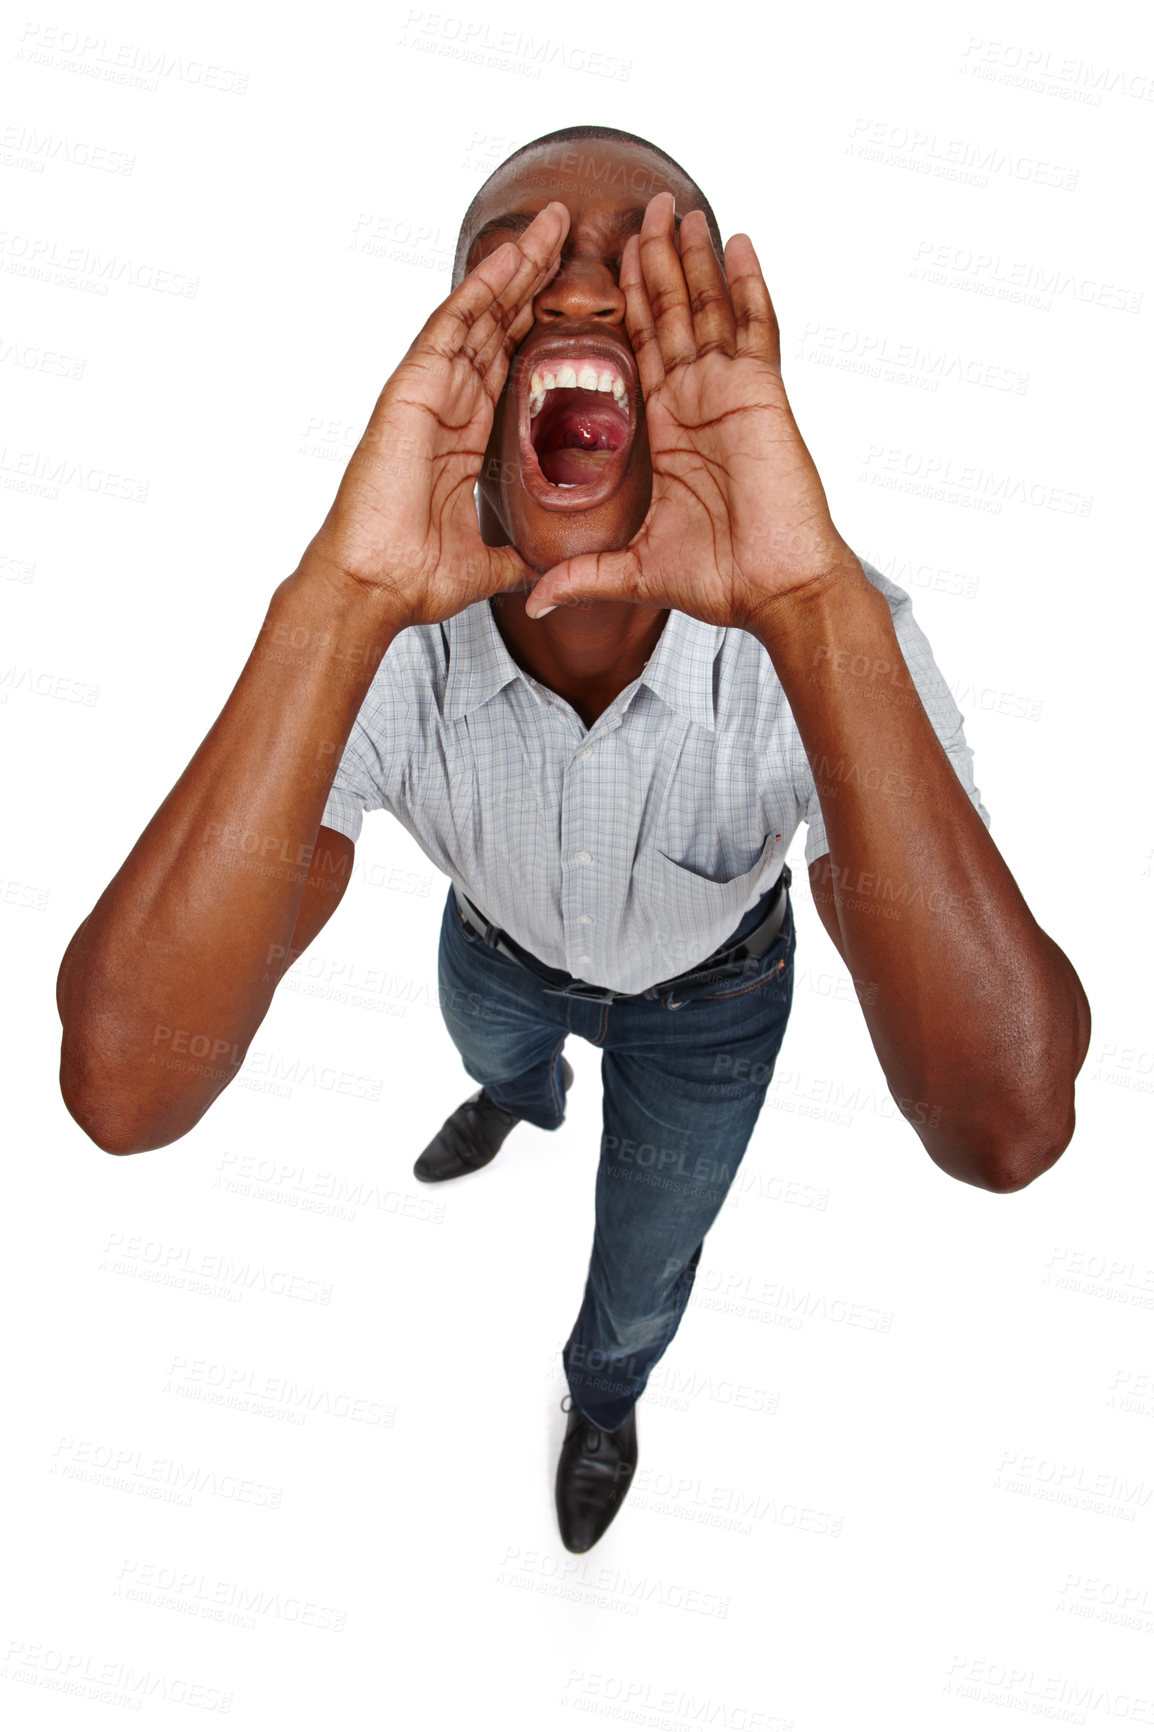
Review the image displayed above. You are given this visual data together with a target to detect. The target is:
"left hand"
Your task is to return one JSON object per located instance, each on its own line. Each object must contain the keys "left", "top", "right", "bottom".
{"left": 525, "top": 191, "right": 856, "bottom": 632}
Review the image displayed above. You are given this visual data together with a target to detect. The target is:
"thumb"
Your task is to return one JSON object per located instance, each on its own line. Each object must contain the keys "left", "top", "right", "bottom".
{"left": 483, "top": 543, "right": 536, "bottom": 600}
{"left": 525, "top": 547, "right": 643, "bottom": 620}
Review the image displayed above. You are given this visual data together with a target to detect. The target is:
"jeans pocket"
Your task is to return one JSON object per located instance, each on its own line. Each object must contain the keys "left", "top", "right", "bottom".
{"left": 447, "top": 889, "right": 486, "bottom": 948}
{"left": 696, "top": 907, "right": 796, "bottom": 1002}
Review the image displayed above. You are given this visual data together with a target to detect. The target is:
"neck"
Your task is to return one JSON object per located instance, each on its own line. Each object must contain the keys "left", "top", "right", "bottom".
{"left": 478, "top": 493, "right": 667, "bottom": 696}
{"left": 488, "top": 589, "right": 668, "bottom": 693}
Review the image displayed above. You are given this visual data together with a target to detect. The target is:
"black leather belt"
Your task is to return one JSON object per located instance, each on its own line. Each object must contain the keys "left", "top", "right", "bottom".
{"left": 453, "top": 866, "right": 791, "bottom": 1004}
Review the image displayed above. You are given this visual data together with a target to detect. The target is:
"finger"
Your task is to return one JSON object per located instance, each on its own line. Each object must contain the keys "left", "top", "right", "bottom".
{"left": 524, "top": 547, "right": 645, "bottom": 618}
{"left": 470, "top": 228, "right": 570, "bottom": 391}
{"left": 679, "top": 210, "right": 736, "bottom": 357}
{"left": 471, "top": 265, "right": 550, "bottom": 398}
{"left": 723, "top": 234, "right": 779, "bottom": 366}
{"left": 637, "top": 191, "right": 697, "bottom": 370}
{"left": 427, "top": 204, "right": 569, "bottom": 379}
{"left": 468, "top": 228, "right": 571, "bottom": 397}
{"left": 484, "top": 542, "right": 535, "bottom": 599}
{"left": 619, "top": 233, "right": 666, "bottom": 400}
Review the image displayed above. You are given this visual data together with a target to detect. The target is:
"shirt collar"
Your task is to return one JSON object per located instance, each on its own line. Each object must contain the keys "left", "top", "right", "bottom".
{"left": 638, "top": 606, "right": 720, "bottom": 734}
{"left": 442, "top": 601, "right": 523, "bottom": 722}
{"left": 443, "top": 599, "right": 720, "bottom": 733}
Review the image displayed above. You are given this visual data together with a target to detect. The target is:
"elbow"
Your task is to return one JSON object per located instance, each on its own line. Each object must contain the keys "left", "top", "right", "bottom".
{"left": 59, "top": 1045, "right": 198, "bottom": 1156}
{"left": 986, "top": 993, "right": 1091, "bottom": 1190}
{"left": 968, "top": 1101, "right": 1078, "bottom": 1194}
{"left": 60, "top": 1076, "right": 164, "bottom": 1156}
{"left": 914, "top": 1084, "right": 1078, "bottom": 1194}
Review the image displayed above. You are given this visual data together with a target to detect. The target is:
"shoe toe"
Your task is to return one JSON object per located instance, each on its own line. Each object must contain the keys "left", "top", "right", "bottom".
{"left": 556, "top": 1406, "right": 637, "bottom": 1552}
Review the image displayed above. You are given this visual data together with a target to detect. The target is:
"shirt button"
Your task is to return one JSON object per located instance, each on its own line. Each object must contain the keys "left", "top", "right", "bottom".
{"left": 574, "top": 749, "right": 593, "bottom": 763}
{"left": 577, "top": 913, "right": 595, "bottom": 925}
{"left": 573, "top": 850, "right": 593, "bottom": 866}
{"left": 576, "top": 954, "right": 592, "bottom": 970}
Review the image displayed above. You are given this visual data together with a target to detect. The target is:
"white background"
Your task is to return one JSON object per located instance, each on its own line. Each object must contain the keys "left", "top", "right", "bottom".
{"left": 3, "top": 0, "right": 1152, "bottom": 1725}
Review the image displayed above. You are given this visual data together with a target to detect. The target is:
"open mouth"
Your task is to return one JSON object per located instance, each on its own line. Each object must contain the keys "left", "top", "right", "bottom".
{"left": 517, "top": 348, "right": 635, "bottom": 512}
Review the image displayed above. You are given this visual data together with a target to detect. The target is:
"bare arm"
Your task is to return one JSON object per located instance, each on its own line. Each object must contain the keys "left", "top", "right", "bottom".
{"left": 56, "top": 576, "right": 396, "bottom": 1154}
{"left": 56, "top": 202, "right": 571, "bottom": 1155}
{"left": 792, "top": 588, "right": 1093, "bottom": 1195}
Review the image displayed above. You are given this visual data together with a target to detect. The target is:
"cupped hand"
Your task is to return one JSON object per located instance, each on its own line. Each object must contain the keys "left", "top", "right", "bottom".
{"left": 525, "top": 193, "right": 855, "bottom": 635}
{"left": 304, "top": 203, "right": 570, "bottom": 629}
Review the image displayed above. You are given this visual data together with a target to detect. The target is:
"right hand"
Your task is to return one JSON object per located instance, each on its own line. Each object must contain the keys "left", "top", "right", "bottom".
{"left": 303, "top": 202, "right": 570, "bottom": 630}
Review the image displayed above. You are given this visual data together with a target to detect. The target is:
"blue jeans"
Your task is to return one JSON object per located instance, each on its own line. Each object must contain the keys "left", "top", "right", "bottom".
{"left": 436, "top": 878, "right": 796, "bottom": 1431}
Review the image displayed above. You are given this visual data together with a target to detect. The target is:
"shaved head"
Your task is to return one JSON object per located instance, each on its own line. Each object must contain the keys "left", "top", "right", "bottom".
{"left": 452, "top": 125, "right": 723, "bottom": 288}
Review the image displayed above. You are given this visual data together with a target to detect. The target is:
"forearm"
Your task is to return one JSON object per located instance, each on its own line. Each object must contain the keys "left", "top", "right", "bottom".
{"left": 759, "top": 566, "right": 1090, "bottom": 1189}
{"left": 57, "top": 556, "right": 398, "bottom": 1152}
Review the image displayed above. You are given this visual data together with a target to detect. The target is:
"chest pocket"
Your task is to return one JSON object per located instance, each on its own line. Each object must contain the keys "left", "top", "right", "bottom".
{"left": 637, "top": 833, "right": 780, "bottom": 975}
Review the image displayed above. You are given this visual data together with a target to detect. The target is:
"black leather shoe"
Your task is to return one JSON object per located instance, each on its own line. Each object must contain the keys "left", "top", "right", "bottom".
{"left": 555, "top": 1395, "right": 638, "bottom": 1553}
{"left": 413, "top": 1058, "right": 573, "bottom": 1183}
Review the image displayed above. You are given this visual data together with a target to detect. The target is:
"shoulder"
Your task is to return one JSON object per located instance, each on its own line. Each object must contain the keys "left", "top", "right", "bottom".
{"left": 367, "top": 619, "right": 450, "bottom": 700}
{"left": 855, "top": 556, "right": 917, "bottom": 619}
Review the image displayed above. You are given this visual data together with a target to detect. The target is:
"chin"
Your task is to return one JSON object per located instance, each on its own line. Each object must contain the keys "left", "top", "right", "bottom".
{"left": 505, "top": 501, "right": 647, "bottom": 577}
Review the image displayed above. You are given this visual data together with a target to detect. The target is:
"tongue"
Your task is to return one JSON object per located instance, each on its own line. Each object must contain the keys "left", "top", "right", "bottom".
{"left": 541, "top": 446, "right": 616, "bottom": 486}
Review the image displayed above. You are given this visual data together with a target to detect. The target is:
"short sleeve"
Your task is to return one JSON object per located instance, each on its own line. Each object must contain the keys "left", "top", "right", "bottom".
{"left": 803, "top": 559, "right": 992, "bottom": 867}
{"left": 319, "top": 675, "right": 401, "bottom": 845}
{"left": 321, "top": 779, "right": 374, "bottom": 845}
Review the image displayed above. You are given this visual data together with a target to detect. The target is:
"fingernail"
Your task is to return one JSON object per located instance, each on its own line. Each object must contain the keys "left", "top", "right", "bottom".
{"left": 532, "top": 604, "right": 557, "bottom": 619}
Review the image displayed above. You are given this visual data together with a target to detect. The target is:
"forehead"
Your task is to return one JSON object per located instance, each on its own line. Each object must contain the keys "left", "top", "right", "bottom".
{"left": 466, "top": 139, "right": 696, "bottom": 246}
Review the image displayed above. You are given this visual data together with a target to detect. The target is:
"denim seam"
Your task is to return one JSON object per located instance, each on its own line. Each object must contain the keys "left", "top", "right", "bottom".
{"left": 701, "top": 953, "right": 792, "bottom": 1001}
{"left": 547, "top": 1036, "right": 568, "bottom": 1118}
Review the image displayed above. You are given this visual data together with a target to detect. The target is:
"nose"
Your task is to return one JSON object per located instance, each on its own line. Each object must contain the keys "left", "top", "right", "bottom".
{"left": 533, "top": 253, "right": 626, "bottom": 324}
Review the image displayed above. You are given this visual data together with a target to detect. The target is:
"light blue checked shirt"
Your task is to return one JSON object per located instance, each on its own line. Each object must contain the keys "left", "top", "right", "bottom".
{"left": 321, "top": 558, "right": 990, "bottom": 995}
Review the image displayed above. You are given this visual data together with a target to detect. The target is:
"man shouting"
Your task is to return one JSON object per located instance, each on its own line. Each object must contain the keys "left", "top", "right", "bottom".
{"left": 57, "top": 125, "right": 1091, "bottom": 1554}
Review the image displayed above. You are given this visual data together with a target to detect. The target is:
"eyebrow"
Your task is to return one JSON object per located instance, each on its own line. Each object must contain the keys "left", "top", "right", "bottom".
{"left": 467, "top": 205, "right": 682, "bottom": 257}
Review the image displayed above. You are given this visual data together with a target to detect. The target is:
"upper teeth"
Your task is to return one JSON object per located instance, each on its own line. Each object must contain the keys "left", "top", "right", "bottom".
{"left": 528, "top": 360, "right": 628, "bottom": 419}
